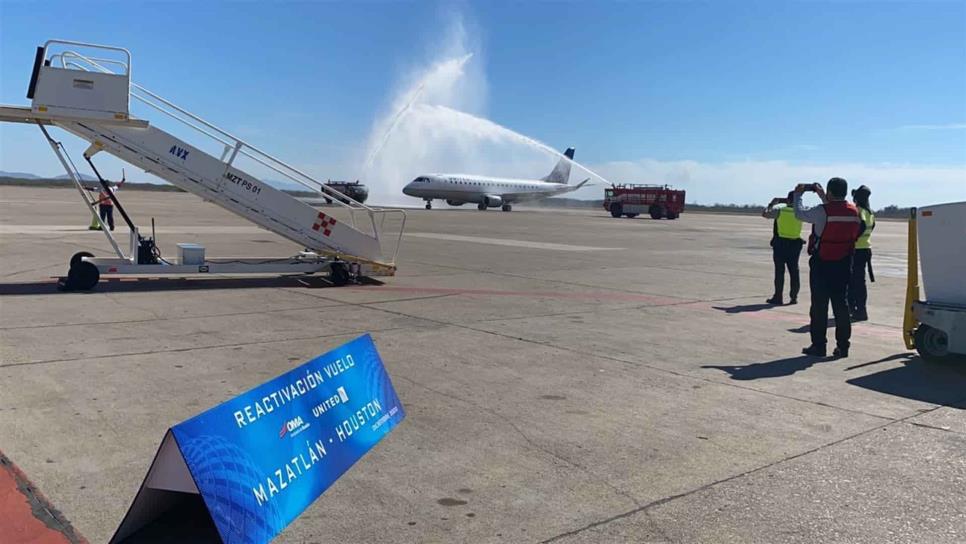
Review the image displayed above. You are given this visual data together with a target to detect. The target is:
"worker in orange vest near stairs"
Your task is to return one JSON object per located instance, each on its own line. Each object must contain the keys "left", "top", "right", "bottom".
{"left": 88, "top": 171, "right": 125, "bottom": 231}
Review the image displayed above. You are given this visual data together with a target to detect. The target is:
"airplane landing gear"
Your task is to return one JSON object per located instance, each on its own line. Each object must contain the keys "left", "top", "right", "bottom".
{"left": 477, "top": 202, "right": 487, "bottom": 211}
{"left": 501, "top": 204, "right": 512, "bottom": 212}
{"left": 425, "top": 200, "right": 432, "bottom": 210}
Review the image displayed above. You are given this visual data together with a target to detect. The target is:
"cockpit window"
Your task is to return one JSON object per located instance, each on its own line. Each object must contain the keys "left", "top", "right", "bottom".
{"left": 413, "top": 177, "right": 428, "bottom": 183}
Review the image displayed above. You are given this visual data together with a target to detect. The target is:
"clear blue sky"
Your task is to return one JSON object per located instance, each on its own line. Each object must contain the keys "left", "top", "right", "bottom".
{"left": 1, "top": 1, "right": 964, "bottom": 205}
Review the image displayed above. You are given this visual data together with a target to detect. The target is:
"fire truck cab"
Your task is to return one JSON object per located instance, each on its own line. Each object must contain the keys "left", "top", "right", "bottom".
{"left": 603, "top": 184, "right": 686, "bottom": 220}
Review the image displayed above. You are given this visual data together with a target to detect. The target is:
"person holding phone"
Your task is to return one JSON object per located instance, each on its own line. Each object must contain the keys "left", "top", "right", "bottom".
{"left": 793, "top": 178, "right": 865, "bottom": 358}
{"left": 761, "top": 191, "right": 804, "bottom": 305}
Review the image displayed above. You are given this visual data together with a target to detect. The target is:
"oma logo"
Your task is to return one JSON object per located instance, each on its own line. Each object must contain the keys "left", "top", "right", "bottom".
{"left": 279, "top": 416, "right": 307, "bottom": 438}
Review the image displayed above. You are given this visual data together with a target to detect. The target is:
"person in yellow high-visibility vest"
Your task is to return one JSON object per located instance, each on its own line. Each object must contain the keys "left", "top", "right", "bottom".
{"left": 848, "top": 185, "right": 875, "bottom": 321}
{"left": 762, "top": 191, "right": 804, "bottom": 305}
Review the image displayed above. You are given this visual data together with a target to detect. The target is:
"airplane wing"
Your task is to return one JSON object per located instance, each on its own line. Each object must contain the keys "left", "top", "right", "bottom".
{"left": 501, "top": 178, "right": 593, "bottom": 202}
{"left": 552, "top": 178, "right": 591, "bottom": 195}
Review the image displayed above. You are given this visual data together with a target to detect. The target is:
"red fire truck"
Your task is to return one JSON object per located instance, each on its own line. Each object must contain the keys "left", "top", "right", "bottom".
{"left": 603, "top": 184, "right": 686, "bottom": 219}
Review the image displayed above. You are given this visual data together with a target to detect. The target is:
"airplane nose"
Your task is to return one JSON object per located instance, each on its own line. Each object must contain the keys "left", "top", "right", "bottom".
{"left": 402, "top": 183, "right": 414, "bottom": 196}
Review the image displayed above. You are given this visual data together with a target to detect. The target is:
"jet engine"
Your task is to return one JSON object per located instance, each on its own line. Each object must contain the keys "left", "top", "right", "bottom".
{"left": 445, "top": 200, "right": 465, "bottom": 206}
{"left": 483, "top": 195, "right": 503, "bottom": 208}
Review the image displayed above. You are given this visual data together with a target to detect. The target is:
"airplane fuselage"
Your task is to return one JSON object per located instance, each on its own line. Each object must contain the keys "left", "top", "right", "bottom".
{"left": 403, "top": 146, "right": 583, "bottom": 210}
{"left": 403, "top": 174, "right": 574, "bottom": 206}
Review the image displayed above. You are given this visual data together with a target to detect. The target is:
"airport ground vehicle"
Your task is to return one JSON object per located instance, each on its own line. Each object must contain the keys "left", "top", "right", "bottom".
{"left": 603, "top": 184, "right": 686, "bottom": 219}
{"left": 323, "top": 180, "right": 368, "bottom": 204}
{"left": 902, "top": 202, "right": 966, "bottom": 361}
{"left": 0, "top": 40, "right": 405, "bottom": 291}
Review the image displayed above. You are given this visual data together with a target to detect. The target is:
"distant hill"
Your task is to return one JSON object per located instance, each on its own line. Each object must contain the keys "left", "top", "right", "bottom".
{"left": 54, "top": 173, "right": 98, "bottom": 182}
{"left": 0, "top": 174, "right": 912, "bottom": 218}
{"left": 534, "top": 196, "right": 909, "bottom": 219}
{"left": 0, "top": 170, "right": 41, "bottom": 179}
{"left": 0, "top": 170, "right": 310, "bottom": 188}
{"left": 0, "top": 176, "right": 184, "bottom": 192}
{"left": 1, "top": 170, "right": 98, "bottom": 182}
{"left": 0, "top": 175, "right": 315, "bottom": 197}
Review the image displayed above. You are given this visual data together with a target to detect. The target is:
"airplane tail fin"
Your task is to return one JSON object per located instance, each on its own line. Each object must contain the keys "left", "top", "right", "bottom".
{"left": 541, "top": 147, "right": 575, "bottom": 184}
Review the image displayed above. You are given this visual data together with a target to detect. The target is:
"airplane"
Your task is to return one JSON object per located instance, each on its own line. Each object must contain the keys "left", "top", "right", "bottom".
{"left": 402, "top": 147, "right": 590, "bottom": 211}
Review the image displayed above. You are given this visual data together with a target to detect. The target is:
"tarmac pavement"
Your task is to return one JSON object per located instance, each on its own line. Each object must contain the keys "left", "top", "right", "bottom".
{"left": 1, "top": 186, "right": 963, "bottom": 543}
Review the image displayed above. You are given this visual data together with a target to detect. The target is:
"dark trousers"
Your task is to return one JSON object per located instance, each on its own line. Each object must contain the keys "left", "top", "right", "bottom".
{"left": 848, "top": 248, "right": 872, "bottom": 315}
{"left": 99, "top": 204, "right": 115, "bottom": 230}
{"left": 772, "top": 238, "right": 802, "bottom": 300}
{"left": 809, "top": 255, "right": 852, "bottom": 349}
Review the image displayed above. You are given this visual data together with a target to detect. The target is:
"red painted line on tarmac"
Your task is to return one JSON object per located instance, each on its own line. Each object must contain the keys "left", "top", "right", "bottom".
{"left": 0, "top": 450, "right": 87, "bottom": 544}
{"left": 682, "top": 301, "right": 900, "bottom": 340}
{"left": 345, "top": 285, "right": 685, "bottom": 305}
{"left": 33, "top": 278, "right": 898, "bottom": 340}
{"left": 349, "top": 285, "right": 897, "bottom": 340}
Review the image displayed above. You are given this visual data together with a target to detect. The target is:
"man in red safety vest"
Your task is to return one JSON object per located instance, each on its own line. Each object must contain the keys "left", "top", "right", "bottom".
{"left": 793, "top": 177, "right": 865, "bottom": 358}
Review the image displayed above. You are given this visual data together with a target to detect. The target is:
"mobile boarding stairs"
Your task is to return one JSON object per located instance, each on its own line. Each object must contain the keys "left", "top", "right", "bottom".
{"left": 0, "top": 40, "right": 406, "bottom": 290}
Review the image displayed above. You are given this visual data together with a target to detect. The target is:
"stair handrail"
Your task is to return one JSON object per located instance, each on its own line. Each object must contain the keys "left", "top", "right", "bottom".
{"left": 58, "top": 51, "right": 359, "bottom": 208}
{"left": 44, "top": 40, "right": 130, "bottom": 73}
{"left": 55, "top": 48, "right": 407, "bottom": 264}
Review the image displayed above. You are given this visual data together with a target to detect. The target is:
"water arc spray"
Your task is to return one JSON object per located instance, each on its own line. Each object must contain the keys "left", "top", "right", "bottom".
{"left": 362, "top": 50, "right": 611, "bottom": 205}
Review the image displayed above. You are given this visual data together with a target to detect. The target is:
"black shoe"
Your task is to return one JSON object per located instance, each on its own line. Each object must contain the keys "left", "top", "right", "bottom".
{"left": 766, "top": 296, "right": 783, "bottom": 305}
{"left": 788, "top": 298, "right": 797, "bottom": 305}
{"left": 833, "top": 346, "right": 849, "bottom": 358}
{"left": 802, "top": 345, "right": 827, "bottom": 357}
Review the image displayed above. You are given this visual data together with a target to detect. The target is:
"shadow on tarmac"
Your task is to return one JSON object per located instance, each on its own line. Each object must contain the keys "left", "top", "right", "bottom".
{"left": 788, "top": 319, "right": 838, "bottom": 333}
{"left": 705, "top": 352, "right": 966, "bottom": 408}
{"left": 844, "top": 352, "right": 916, "bottom": 370}
{"left": 0, "top": 276, "right": 383, "bottom": 296}
{"left": 702, "top": 355, "right": 824, "bottom": 380}
{"left": 846, "top": 355, "right": 966, "bottom": 408}
{"left": 712, "top": 303, "right": 778, "bottom": 314}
